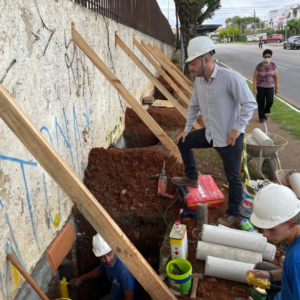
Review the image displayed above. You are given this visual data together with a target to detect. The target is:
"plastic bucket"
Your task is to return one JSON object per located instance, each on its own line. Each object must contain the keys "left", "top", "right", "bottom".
{"left": 250, "top": 286, "right": 267, "bottom": 300}
{"left": 166, "top": 258, "right": 192, "bottom": 295}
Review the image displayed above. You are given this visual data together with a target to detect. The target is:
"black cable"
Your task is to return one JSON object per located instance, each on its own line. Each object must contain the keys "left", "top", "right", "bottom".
{"left": 101, "top": 15, "right": 141, "bottom": 148}
{"left": 163, "top": 199, "right": 178, "bottom": 228}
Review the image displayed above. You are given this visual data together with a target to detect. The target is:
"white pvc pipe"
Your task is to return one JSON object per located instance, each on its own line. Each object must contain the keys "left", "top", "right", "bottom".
{"left": 262, "top": 242, "right": 276, "bottom": 261}
{"left": 289, "top": 173, "right": 300, "bottom": 198}
{"left": 205, "top": 256, "right": 254, "bottom": 283}
{"left": 202, "top": 225, "right": 267, "bottom": 253}
{"left": 218, "top": 225, "right": 276, "bottom": 261}
{"left": 196, "top": 241, "right": 262, "bottom": 264}
{"left": 251, "top": 128, "right": 274, "bottom": 146}
{"left": 246, "top": 135, "right": 260, "bottom": 145}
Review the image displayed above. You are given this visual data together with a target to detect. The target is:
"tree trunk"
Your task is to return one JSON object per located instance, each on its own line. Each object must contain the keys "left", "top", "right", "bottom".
{"left": 174, "top": 0, "right": 220, "bottom": 76}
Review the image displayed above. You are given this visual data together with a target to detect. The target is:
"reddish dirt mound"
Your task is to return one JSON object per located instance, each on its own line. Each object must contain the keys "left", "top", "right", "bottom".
{"left": 123, "top": 107, "right": 204, "bottom": 148}
{"left": 84, "top": 148, "right": 184, "bottom": 215}
{"left": 153, "top": 77, "right": 174, "bottom": 99}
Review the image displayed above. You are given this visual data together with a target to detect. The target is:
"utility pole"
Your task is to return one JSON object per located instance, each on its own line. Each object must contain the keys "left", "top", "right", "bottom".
{"left": 254, "top": 10, "right": 256, "bottom": 33}
{"left": 232, "top": 20, "right": 234, "bottom": 43}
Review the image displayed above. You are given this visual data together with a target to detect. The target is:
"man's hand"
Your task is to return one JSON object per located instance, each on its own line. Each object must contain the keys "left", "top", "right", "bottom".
{"left": 275, "top": 88, "right": 279, "bottom": 94}
{"left": 226, "top": 129, "right": 240, "bottom": 146}
{"left": 175, "top": 131, "right": 189, "bottom": 144}
{"left": 253, "top": 88, "right": 257, "bottom": 94}
{"left": 246, "top": 269, "right": 270, "bottom": 279}
{"left": 70, "top": 277, "right": 82, "bottom": 287}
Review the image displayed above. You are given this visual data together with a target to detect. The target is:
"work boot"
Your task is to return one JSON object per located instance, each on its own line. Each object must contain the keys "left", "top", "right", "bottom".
{"left": 171, "top": 176, "right": 198, "bottom": 188}
{"left": 215, "top": 213, "right": 238, "bottom": 227}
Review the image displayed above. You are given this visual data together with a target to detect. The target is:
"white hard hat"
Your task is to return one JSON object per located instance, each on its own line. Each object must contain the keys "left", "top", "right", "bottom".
{"left": 185, "top": 36, "right": 216, "bottom": 63}
{"left": 92, "top": 233, "right": 111, "bottom": 257}
{"left": 250, "top": 184, "right": 300, "bottom": 229}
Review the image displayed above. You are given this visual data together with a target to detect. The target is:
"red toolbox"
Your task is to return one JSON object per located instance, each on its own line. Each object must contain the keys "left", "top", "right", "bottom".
{"left": 177, "top": 175, "right": 225, "bottom": 209}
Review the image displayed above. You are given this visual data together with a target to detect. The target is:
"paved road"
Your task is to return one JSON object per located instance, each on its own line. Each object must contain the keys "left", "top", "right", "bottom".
{"left": 214, "top": 43, "right": 300, "bottom": 105}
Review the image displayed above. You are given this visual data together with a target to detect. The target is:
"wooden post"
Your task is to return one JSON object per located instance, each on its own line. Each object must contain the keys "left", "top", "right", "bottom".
{"left": 7, "top": 254, "right": 49, "bottom": 300}
{"left": 70, "top": 24, "right": 181, "bottom": 162}
{"left": 153, "top": 44, "right": 194, "bottom": 88}
{"left": 133, "top": 36, "right": 190, "bottom": 106}
{"left": 115, "top": 34, "right": 201, "bottom": 130}
{"left": 0, "top": 64, "right": 177, "bottom": 300}
{"left": 146, "top": 43, "right": 193, "bottom": 96}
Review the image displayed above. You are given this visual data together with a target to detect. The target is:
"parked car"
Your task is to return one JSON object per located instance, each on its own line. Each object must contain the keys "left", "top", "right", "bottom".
{"left": 283, "top": 36, "right": 300, "bottom": 49}
{"left": 262, "top": 34, "right": 284, "bottom": 43}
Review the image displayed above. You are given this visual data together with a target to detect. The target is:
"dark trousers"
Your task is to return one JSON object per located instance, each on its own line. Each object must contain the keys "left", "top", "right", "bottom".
{"left": 259, "top": 42, "right": 263, "bottom": 48}
{"left": 177, "top": 128, "right": 244, "bottom": 216}
{"left": 256, "top": 87, "right": 274, "bottom": 120}
{"left": 255, "top": 262, "right": 281, "bottom": 300}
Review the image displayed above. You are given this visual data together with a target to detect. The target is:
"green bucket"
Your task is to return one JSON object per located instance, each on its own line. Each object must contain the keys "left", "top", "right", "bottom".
{"left": 250, "top": 285, "right": 267, "bottom": 300}
{"left": 166, "top": 259, "right": 192, "bottom": 295}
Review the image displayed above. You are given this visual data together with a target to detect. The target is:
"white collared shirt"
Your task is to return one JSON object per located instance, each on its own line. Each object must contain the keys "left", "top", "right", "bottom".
{"left": 185, "top": 64, "right": 257, "bottom": 147}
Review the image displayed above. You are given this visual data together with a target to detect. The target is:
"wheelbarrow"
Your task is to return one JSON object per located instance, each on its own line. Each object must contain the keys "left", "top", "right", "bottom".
{"left": 246, "top": 132, "right": 288, "bottom": 180}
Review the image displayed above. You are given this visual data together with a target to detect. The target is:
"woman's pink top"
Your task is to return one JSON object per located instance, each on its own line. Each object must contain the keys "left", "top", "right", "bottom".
{"left": 256, "top": 62, "right": 277, "bottom": 88}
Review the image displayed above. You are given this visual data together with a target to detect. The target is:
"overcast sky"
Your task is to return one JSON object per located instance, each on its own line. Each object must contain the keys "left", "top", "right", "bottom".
{"left": 157, "top": 0, "right": 299, "bottom": 27}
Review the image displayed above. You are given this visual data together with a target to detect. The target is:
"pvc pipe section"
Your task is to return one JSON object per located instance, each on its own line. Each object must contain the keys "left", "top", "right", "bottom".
{"left": 205, "top": 256, "right": 255, "bottom": 284}
{"left": 217, "top": 225, "right": 276, "bottom": 261}
{"left": 289, "top": 173, "right": 300, "bottom": 198}
{"left": 246, "top": 135, "right": 260, "bottom": 146}
{"left": 196, "top": 241, "right": 262, "bottom": 264}
{"left": 262, "top": 242, "right": 276, "bottom": 261}
{"left": 251, "top": 128, "right": 274, "bottom": 146}
{"left": 202, "top": 225, "right": 267, "bottom": 253}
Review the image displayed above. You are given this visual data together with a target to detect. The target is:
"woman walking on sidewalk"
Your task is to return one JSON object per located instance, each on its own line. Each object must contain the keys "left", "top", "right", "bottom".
{"left": 253, "top": 49, "right": 279, "bottom": 123}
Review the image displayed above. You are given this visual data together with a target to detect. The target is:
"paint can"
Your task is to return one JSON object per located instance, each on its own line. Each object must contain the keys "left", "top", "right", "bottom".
{"left": 250, "top": 285, "right": 267, "bottom": 300}
{"left": 239, "top": 218, "right": 258, "bottom": 233}
{"left": 166, "top": 258, "right": 192, "bottom": 295}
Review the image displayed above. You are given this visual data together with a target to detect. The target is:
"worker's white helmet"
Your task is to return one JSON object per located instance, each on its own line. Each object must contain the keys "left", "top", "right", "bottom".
{"left": 92, "top": 233, "right": 111, "bottom": 257}
{"left": 250, "top": 184, "right": 300, "bottom": 229}
{"left": 185, "top": 36, "right": 216, "bottom": 63}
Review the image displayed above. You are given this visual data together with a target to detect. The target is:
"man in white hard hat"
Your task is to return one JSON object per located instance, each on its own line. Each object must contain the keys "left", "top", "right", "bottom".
{"left": 171, "top": 36, "right": 257, "bottom": 227}
{"left": 71, "top": 233, "right": 141, "bottom": 300}
{"left": 246, "top": 184, "right": 300, "bottom": 300}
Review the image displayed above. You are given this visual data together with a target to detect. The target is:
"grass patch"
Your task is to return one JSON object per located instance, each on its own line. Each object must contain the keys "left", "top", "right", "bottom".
{"left": 246, "top": 81, "right": 300, "bottom": 140}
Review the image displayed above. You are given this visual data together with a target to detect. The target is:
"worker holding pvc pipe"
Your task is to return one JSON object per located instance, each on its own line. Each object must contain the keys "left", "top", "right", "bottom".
{"left": 70, "top": 234, "right": 142, "bottom": 300}
{"left": 245, "top": 184, "right": 300, "bottom": 300}
{"left": 171, "top": 36, "right": 257, "bottom": 227}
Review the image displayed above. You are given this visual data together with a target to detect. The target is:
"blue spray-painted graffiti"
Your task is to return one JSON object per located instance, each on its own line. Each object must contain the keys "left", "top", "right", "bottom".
{"left": 0, "top": 199, "right": 25, "bottom": 270}
{"left": 83, "top": 100, "right": 93, "bottom": 130}
{"left": 0, "top": 155, "right": 40, "bottom": 253}
{"left": 0, "top": 102, "right": 93, "bottom": 296}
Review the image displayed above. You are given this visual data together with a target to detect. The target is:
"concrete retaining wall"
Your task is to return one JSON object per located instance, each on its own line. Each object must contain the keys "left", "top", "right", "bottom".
{"left": 0, "top": 0, "right": 173, "bottom": 298}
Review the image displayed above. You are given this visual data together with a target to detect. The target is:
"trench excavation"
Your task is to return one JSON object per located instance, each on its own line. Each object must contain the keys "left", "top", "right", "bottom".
{"left": 46, "top": 105, "right": 188, "bottom": 299}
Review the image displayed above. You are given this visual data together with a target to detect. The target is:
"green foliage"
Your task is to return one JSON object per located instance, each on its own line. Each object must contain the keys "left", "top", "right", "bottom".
{"left": 237, "top": 34, "right": 247, "bottom": 42}
{"left": 219, "top": 28, "right": 226, "bottom": 37}
{"left": 225, "top": 26, "right": 240, "bottom": 38}
{"left": 287, "top": 18, "right": 299, "bottom": 34}
{"left": 197, "top": 0, "right": 221, "bottom": 22}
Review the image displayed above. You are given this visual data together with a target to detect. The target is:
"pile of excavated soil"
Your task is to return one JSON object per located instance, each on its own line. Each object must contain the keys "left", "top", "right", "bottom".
{"left": 123, "top": 106, "right": 204, "bottom": 148}
{"left": 84, "top": 148, "right": 184, "bottom": 214}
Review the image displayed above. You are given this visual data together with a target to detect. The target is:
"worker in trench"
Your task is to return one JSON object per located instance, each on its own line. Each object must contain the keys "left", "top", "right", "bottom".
{"left": 245, "top": 184, "right": 300, "bottom": 300}
{"left": 70, "top": 233, "right": 142, "bottom": 300}
{"left": 171, "top": 36, "right": 257, "bottom": 227}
